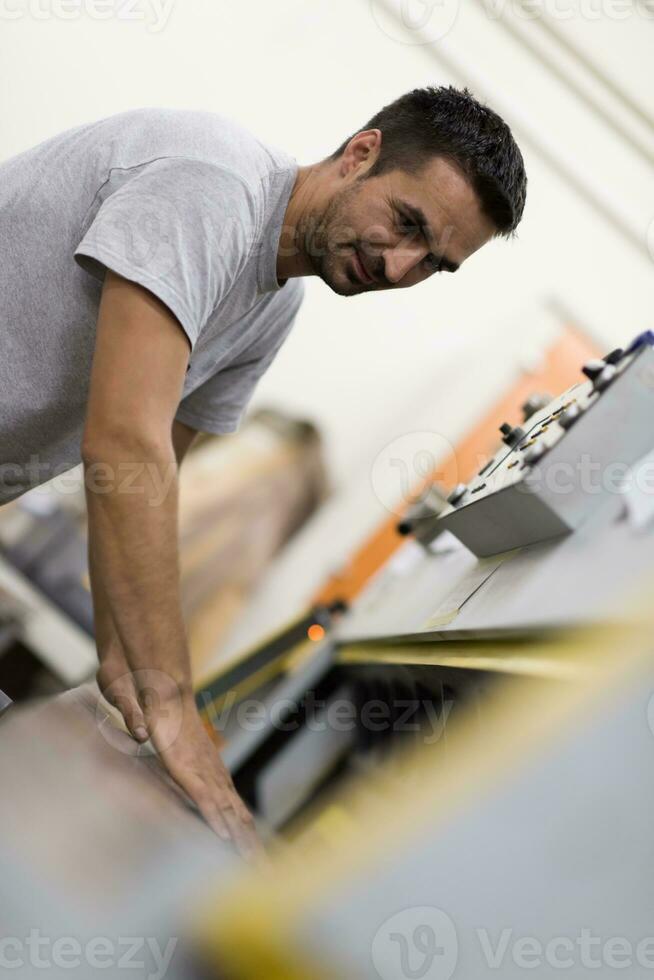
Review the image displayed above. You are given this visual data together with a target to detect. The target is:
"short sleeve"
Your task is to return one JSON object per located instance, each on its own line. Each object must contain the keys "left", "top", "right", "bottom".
{"left": 74, "top": 157, "right": 258, "bottom": 350}
{"left": 175, "top": 280, "right": 305, "bottom": 434}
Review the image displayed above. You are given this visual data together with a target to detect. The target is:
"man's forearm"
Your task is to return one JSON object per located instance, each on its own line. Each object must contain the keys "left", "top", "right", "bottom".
{"left": 77, "top": 275, "right": 259, "bottom": 854}
{"left": 83, "top": 436, "right": 191, "bottom": 698}
{"left": 89, "top": 531, "right": 151, "bottom": 739}
{"left": 88, "top": 535, "right": 121, "bottom": 658}
{"left": 88, "top": 417, "right": 198, "bottom": 668}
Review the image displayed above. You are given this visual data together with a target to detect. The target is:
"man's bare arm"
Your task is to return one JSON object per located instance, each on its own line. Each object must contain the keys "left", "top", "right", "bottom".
{"left": 92, "top": 419, "right": 197, "bottom": 741}
{"left": 83, "top": 271, "right": 258, "bottom": 857}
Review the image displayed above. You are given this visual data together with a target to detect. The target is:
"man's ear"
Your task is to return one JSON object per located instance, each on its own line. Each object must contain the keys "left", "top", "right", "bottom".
{"left": 339, "top": 129, "right": 382, "bottom": 178}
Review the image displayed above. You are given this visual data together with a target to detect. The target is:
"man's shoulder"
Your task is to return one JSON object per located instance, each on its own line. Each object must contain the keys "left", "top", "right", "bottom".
{"left": 98, "top": 107, "right": 294, "bottom": 190}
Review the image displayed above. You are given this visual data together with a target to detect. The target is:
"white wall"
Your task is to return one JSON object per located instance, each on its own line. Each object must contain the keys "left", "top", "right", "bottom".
{"left": 1, "top": 0, "right": 652, "bottom": 489}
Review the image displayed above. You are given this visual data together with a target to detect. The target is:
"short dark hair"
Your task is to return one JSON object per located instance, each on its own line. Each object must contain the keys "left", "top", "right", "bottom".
{"left": 331, "top": 85, "right": 527, "bottom": 237}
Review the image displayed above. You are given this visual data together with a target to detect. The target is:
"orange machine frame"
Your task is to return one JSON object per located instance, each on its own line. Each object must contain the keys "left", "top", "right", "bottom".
{"left": 313, "top": 326, "right": 601, "bottom": 609}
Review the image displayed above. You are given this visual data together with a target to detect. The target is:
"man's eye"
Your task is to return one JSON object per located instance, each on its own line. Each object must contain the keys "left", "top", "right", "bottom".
{"left": 397, "top": 216, "right": 419, "bottom": 235}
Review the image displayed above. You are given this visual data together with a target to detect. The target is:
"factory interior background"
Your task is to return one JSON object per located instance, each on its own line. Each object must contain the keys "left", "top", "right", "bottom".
{"left": 4, "top": 0, "right": 649, "bottom": 660}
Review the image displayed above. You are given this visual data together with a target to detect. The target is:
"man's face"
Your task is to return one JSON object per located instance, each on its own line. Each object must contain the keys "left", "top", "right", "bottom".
{"left": 304, "top": 154, "right": 498, "bottom": 297}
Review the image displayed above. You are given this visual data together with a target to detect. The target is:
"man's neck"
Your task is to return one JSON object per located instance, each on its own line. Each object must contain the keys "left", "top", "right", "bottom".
{"left": 276, "top": 161, "right": 330, "bottom": 282}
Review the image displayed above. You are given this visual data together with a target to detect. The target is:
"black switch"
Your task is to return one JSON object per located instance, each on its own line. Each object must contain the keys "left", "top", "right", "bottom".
{"left": 581, "top": 359, "right": 605, "bottom": 381}
{"left": 447, "top": 483, "right": 467, "bottom": 506}
{"left": 499, "top": 423, "right": 525, "bottom": 447}
{"left": 603, "top": 348, "right": 624, "bottom": 366}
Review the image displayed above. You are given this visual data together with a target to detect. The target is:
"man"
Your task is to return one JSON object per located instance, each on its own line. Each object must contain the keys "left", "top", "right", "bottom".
{"left": 0, "top": 85, "right": 526, "bottom": 856}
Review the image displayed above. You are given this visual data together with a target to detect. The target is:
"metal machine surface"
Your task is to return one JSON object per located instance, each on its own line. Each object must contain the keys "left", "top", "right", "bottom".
{"left": 198, "top": 611, "right": 654, "bottom": 980}
{"left": 423, "top": 333, "right": 654, "bottom": 556}
{"left": 192, "top": 335, "right": 654, "bottom": 979}
{"left": 5, "top": 328, "right": 654, "bottom": 980}
{"left": 194, "top": 331, "right": 654, "bottom": 834}
{"left": 217, "top": 328, "right": 654, "bottom": 840}
{"left": 337, "top": 333, "right": 654, "bottom": 646}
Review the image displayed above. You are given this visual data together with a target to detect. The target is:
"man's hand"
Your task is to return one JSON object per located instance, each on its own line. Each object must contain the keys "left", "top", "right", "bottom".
{"left": 97, "top": 660, "right": 261, "bottom": 860}
{"left": 96, "top": 643, "right": 149, "bottom": 741}
{"left": 147, "top": 689, "right": 262, "bottom": 860}
{"left": 84, "top": 271, "right": 261, "bottom": 859}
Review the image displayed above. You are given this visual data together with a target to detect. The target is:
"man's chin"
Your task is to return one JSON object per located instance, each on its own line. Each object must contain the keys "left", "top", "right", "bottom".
{"left": 319, "top": 267, "right": 371, "bottom": 297}
{"left": 326, "top": 281, "right": 365, "bottom": 297}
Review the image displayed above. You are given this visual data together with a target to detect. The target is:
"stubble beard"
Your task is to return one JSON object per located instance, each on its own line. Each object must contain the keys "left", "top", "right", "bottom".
{"left": 301, "top": 184, "right": 369, "bottom": 297}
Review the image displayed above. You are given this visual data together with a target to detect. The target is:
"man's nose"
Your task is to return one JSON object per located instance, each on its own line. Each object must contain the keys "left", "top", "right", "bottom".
{"left": 382, "top": 243, "right": 428, "bottom": 285}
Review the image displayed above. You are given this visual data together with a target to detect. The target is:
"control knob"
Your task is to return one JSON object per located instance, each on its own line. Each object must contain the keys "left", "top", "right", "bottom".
{"left": 447, "top": 483, "right": 467, "bottom": 506}
{"left": 499, "top": 422, "right": 526, "bottom": 447}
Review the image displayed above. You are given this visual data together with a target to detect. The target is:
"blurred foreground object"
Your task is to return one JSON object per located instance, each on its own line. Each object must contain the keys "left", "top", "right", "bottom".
{"left": 195, "top": 610, "right": 654, "bottom": 980}
{"left": 190, "top": 333, "right": 654, "bottom": 978}
{"left": 0, "top": 410, "right": 327, "bottom": 697}
{"left": 179, "top": 410, "right": 327, "bottom": 678}
{"left": 0, "top": 682, "right": 237, "bottom": 980}
{"left": 191, "top": 324, "right": 603, "bottom": 827}
{"left": 0, "top": 686, "right": 11, "bottom": 717}
{"left": 7, "top": 327, "right": 654, "bottom": 979}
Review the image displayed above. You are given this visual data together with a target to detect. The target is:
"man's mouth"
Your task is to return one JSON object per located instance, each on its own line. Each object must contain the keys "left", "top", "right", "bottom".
{"left": 351, "top": 249, "right": 375, "bottom": 286}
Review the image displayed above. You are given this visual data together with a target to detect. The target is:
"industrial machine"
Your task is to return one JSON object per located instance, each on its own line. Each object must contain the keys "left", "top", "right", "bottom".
{"left": 4, "top": 326, "right": 654, "bottom": 980}
{"left": 201, "top": 332, "right": 654, "bottom": 832}
{"left": 191, "top": 329, "right": 654, "bottom": 977}
{"left": 194, "top": 323, "right": 603, "bottom": 826}
{"left": 420, "top": 332, "right": 654, "bottom": 556}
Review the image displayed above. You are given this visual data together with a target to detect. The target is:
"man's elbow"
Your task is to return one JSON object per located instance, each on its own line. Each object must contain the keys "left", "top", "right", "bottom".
{"left": 81, "top": 419, "right": 177, "bottom": 474}
{"left": 82, "top": 422, "right": 179, "bottom": 510}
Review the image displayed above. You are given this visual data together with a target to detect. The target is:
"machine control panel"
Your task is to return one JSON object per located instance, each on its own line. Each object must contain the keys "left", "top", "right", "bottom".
{"left": 420, "top": 333, "right": 654, "bottom": 557}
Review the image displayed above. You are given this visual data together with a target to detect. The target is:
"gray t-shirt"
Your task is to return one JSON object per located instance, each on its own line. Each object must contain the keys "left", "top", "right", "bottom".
{"left": 0, "top": 107, "right": 305, "bottom": 504}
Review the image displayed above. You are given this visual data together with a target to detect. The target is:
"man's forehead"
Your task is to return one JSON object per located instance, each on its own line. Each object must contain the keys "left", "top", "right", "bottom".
{"left": 388, "top": 158, "right": 497, "bottom": 262}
